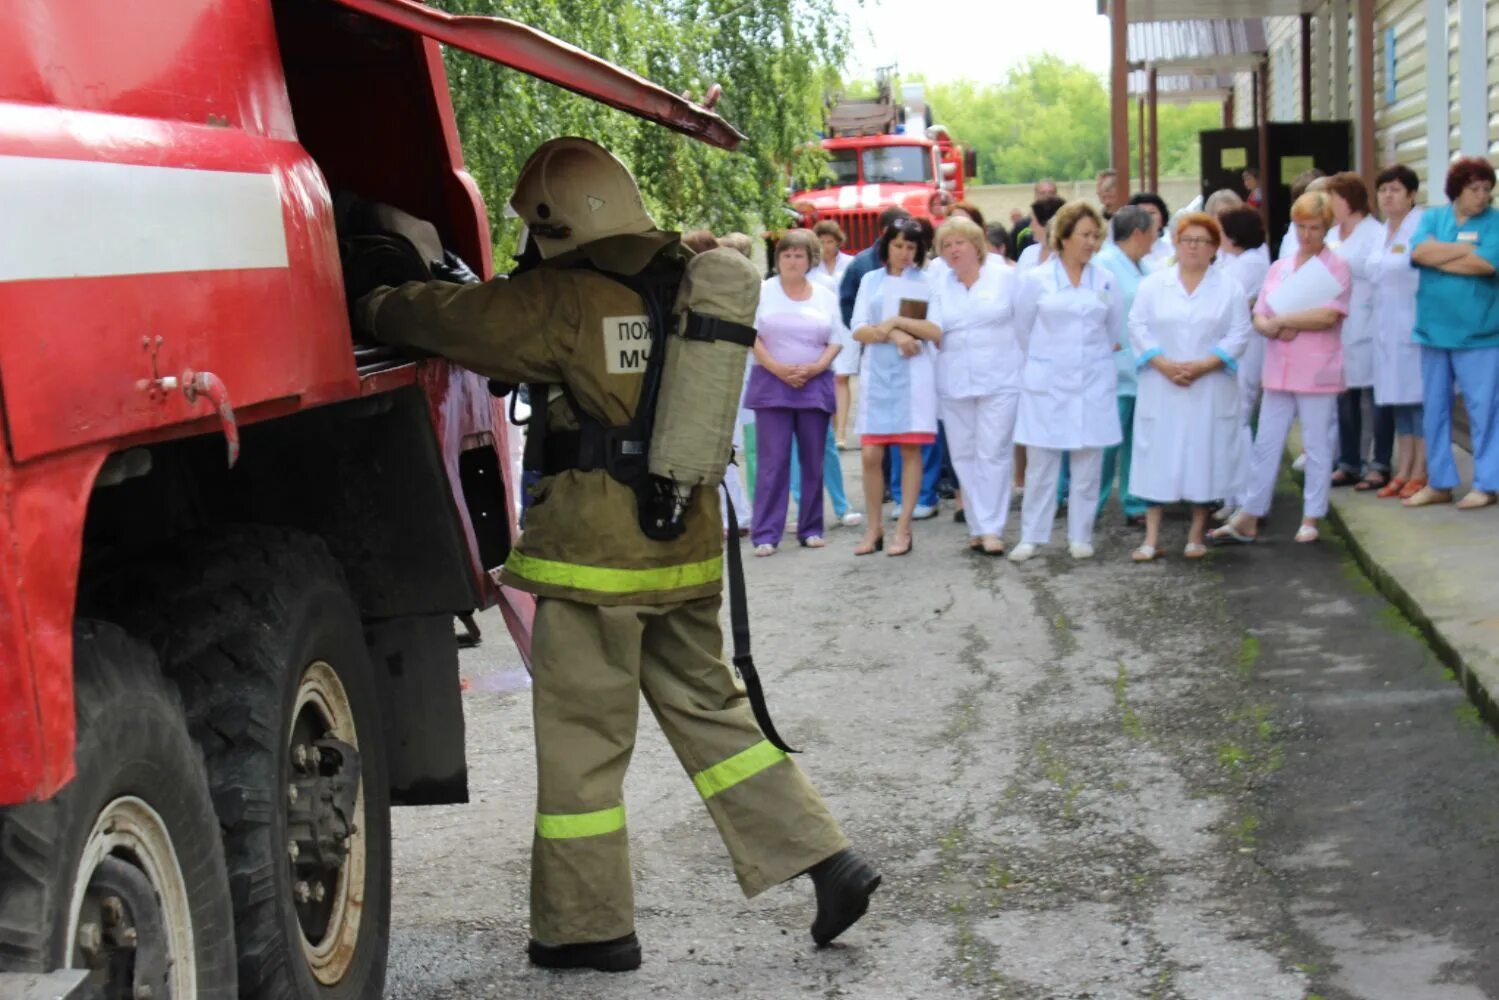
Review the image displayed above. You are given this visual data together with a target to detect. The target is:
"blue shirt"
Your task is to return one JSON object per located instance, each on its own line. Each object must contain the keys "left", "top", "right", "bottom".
{"left": 1093, "top": 243, "right": 1148, "bottom": 396}
{"left": 839, "top": 244, "right": 881, "bottom": 328}
{"left": 1412, "top": 203, "right": 1499, "bottom": 349}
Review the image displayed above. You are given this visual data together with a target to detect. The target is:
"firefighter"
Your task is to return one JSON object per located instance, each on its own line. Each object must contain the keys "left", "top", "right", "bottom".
{"left": 355, "top": 138, "right": 880, "bottom": 972}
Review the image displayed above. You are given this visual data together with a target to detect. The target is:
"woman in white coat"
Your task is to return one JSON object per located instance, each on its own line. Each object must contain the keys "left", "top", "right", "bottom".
{"left": 1367, "top": 164, "right": 1428, "bottom": 498}
{"left": 1326, "top": 172, "right": 1392, "bottom": 489}
{"left": 1217, "top": 207, "right": 1272, "bottom": 521}
{"left": 933, "top": 216, "right": 1023, "bottom": 556}
{"left": 1009, "top": 201, "right": 1123, "bottom": 562}
{"left": 1128, "top": 213, "right": 1252, "bottom": 560}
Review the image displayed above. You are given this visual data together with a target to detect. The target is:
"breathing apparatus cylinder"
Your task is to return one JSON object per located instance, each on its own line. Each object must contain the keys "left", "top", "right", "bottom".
{"left": 647, "top": 246, "right": 761, "bottom": 493}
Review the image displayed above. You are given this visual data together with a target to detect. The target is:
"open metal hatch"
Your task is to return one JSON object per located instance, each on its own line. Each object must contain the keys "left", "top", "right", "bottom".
{"left": 324, "top": 0, "right": 745, "bottom": 150}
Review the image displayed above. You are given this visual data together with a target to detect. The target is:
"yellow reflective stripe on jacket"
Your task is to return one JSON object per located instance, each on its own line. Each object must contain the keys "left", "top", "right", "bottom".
{"left": 506, "top": 550, "right": 721, "bottom": 595}
{"left": 535, "top": 805, "right": 626, "bottom": 840}
{"left": 692, "top": 740, "right": 788, "bottom": 800}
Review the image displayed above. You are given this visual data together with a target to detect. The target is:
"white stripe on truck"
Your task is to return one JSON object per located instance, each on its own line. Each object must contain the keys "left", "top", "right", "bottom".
{"left": 0, "top": 156, "right": 289, "bottom": 282}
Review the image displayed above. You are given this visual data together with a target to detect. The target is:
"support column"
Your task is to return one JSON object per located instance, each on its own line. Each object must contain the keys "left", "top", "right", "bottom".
{"left": 1111, "top": 0, "right": 1132, "bottom": 193}
{"left": 1257, "top": 61, "right": 1272, "bottom": 228}
{"left": 1332, "top": 0, "right": 1351, "bottom": 120}
{"left": 1313, "top": 5, "right": 1330, "bottom": 119}
{"left": 1224, "top": 91, "right": 1236, "bottom": 128}
{"left": 1138, "top": 97, "right": 1147, "bottom": 188}
{"left": 1460, "top": 0, "right": 1487, "bottom": 155}
{"left": 1357, "top": 0, "right": 1377, "bottom": 187}
{"left": 1148, "top": 67, "right": 1160, "bottom": 192}
{"left": 1301, "top": 14, "right": 1314, "bottom": 122}
{"left": 1426, "top": 0, "right": 1451, "bottom": 200}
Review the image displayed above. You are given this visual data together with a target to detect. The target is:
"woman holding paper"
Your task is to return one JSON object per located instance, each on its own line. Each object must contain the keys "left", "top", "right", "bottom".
{"left": 849, "top": 217, "right": 944, "bottom": 557}
{"left": 1213, "top": 192, "right": 1353, "bottom": 545}
{"left": 1008, "top": 201, "right": 1123, "bottom": 562}
{"left": 1127, "top": 213, "right": 1252, "bottom": 560}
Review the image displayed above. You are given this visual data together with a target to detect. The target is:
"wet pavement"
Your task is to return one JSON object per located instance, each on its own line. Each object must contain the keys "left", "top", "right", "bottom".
{"left": 385, "top": 471, "right": 1499, "bottom": 999}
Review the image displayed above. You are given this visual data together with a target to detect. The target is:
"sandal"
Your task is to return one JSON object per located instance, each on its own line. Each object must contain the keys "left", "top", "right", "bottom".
{"left": 1402, "top": 485, "right": 1452, "bottom": 507}
{"left": 1183, "top": 542, "right": 1208, "bottom": 560}
{"left": 1376, "top": 476, "right": 1408, "bottom": 498}
{"left": 853, "top": 534, "right": 884, "bottom": 556}
{"left": 968, "top": 537, "right": 983, "bottom": 551}
{"left": 980, "top": 535, "right": 1006, "bottom": 556}
{"left": 1398, "top": 478, "right": 1427, "bottom": 500}
{"left": 753, "top": 543, "right": 777, "bottom": 557}
{"left": 1208, "top": 521, "right": 1257, "bottom": 545}
{"left": 1131, "top": 544, "right": 1160, "bottom": 562}
{"left": 800, "top": 536, "right": 826, "bottom": 548}
{"left": 886, "top": 531, "right": 914, "bottom": 557}
{"left": 1456, "top": 489, "right": 1497, "bottom": 511}
{"left": 1330, "top": 469, "right": 1358, "bottom": 488}
{"left": 1353, "top": 471, "right": 1388, "bottom": 492}
{"left": 1294, "top": 524, "right": 1320, "bottom": 544}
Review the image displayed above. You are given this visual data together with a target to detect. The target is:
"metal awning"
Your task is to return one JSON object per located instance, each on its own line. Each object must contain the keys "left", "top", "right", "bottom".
{"left": 1128, "top": 19, "right": 1268, "bottom": 72}
{"left": 327, "top": 0, "right": 745, "bottom": 150}
{"left": 1100, "top": 0, "right": 1317, "bottom": 21}
{"left": 1127, "top": 70, "right": 1236, "bottom": 104}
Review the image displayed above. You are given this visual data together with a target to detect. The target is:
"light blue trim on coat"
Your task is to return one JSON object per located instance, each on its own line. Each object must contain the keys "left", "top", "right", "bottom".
{"left": 1212, "top": 347, "right": 1238, "bottom": 373}
{"left": 1136, "top": 347, "right": 1163, "bottom": 368}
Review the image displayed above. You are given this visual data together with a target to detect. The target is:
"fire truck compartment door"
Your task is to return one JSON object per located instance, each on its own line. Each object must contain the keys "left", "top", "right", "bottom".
{"left": 324, "top": 0, "right": 744, "bottom": 151}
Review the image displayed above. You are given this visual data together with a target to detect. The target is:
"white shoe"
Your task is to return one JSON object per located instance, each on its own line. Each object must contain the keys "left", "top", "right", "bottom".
{"left": 1069, "top": 542, "right": 1095, "bottom": 559}
{"left": 912, "top": 504, "right": 939, "bottom": 520}
{"left": 1291, "top": 453, "right": 1308, "bottom": 471}
{"left": 839, "top": 511, "right": 865, "bottom": 527}
{"left": 1212, "top": 504, "right": 1237, "bottom": 523}
{"left": 1007, "top": 542, "right": 1038, "bottom": 563}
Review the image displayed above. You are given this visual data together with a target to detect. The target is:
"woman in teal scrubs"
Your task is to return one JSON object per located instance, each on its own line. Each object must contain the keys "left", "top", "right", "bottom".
{"left": 1406, "top": 157, "right": 1499, "bottom": 510}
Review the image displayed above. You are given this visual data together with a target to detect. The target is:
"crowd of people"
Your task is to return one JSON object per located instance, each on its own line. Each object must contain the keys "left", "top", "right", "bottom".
{"left": 718, "top": 155, "right": 1499, "bottom": 561}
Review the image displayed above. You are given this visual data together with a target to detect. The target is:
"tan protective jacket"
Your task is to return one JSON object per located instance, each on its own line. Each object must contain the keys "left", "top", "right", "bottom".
{"left": 358, "top": 233, "right": 726, "bottom": 606}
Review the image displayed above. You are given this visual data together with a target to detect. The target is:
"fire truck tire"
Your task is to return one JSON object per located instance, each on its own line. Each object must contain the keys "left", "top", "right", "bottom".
{"left": 0, "top": 620, "right": 238, "bottom": 998}
{"left": 98, "top": 528, "right": 392, "bottom": 1000}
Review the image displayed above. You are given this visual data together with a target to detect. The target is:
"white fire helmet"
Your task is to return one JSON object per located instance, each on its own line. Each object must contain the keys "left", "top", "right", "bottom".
{"left": 507, "top": 137, "right": 656, "bottom": 259}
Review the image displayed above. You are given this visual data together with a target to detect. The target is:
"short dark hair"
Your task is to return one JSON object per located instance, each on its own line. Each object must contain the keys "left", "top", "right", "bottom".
{"left": 1218, "top": 206, "right": 1266, "bottom": 251}
{"left": 812, "top": 219, "right": 846, "bottom": 244}
{"left": 1445, "top": 157, "right": 1497, "bottom": 202}
{"left": 985, "top": 223, "right": 1011, "bottom": 255}
{"left": 1375, "top": 164, "right": 1419, "bottom": 194}
{"left": 1128, "top": 192, "right": 1169, "bottom": 221}
{"left": 877, "top": 217, "right": 931, "bottom": 267}
{"left": 949, "top": 201, "right": 987, "bottom": 230}
{"left": 878, "top": 205, "right": 913, "bottom": 230}
{"left": 1242, "top": 167, "right": 1260, "bottom": 181}
{"left": 1031, "top": 195, "right": 1066, "bottom": 227}
{"left": 1326, "top": 172, "right": 1371, "bottom": 216}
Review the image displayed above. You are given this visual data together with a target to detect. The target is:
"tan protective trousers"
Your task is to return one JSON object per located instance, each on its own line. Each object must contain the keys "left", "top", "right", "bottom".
{"left": 529, "top": 594, "right": 849, "bottom": 946}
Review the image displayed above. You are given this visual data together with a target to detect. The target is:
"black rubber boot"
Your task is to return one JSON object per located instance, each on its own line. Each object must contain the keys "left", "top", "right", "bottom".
{"left": 527, "top": 932, "right": 642, "bottom": 972}
{"left": 808, "top": 848, "right": 882, "bottom": 947}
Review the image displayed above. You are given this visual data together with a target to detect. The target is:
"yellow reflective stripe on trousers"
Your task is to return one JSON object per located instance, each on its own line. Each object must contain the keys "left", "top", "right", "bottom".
{"left": 506, "top": 550, "right": 721, "bottom": 594}
{"left": 535, "top": 805, "right": 626, "bottom": 840}
{"left": 692, "top": 740, "right": 788, "bottom": 800}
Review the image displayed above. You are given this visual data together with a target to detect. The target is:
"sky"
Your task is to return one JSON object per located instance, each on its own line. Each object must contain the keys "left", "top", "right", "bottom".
{"left": 836, "top": 0, "right": 1113, "bottom": 84}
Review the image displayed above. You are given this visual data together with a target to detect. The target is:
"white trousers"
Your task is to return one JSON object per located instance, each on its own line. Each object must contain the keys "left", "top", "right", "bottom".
{"left": 1243, "top": 389, "right": 1336, "bottom": 520}
{"left": 940, "top": 392, "right": 1018, "bottom": 537}
{"left": 1020, "top": 446, "right": 1103, "bottom": 545}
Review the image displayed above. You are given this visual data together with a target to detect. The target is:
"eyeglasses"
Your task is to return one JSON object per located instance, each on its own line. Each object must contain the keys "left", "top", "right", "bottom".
{"left": 1177, "top": 236, "right": 1216, "bottom": 247}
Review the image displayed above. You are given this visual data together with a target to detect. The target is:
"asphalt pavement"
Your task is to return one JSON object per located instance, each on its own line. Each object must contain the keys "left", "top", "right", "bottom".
{"left": 384, "top": 463, "right": 1499, "bottom": 999}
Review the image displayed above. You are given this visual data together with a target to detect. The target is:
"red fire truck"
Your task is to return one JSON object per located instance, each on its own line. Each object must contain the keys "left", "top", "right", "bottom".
{"left": 790, "top": 77, "right": 976, "bottom": 251}
{"left": 0, "top": 1, "right": 738, "bottom": 997}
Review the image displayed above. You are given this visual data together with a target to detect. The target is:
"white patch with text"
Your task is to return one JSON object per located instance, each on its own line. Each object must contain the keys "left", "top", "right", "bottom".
{"left": 603, "top": 315, "right": 652, "bottom": 374}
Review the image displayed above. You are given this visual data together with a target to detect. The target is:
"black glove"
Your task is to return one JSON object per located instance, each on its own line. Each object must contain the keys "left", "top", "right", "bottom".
{"left": 432, "top": 249, "right": 482, "bottom": 285}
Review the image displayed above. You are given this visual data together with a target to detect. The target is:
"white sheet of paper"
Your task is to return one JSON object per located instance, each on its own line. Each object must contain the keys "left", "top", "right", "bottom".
{"left": 1265, "top": 255, "right": 1342, "bottom": 315}
{"left": 881, "top": 276, "right": 930, "bottom": 321}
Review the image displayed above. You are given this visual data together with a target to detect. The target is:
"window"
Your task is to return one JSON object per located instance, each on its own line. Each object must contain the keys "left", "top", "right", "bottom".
{"left": 824, "top": 149, "right": 859, "bottom": 186}
{"left": 861, "top": 146, "right": 933, "bottom": 184}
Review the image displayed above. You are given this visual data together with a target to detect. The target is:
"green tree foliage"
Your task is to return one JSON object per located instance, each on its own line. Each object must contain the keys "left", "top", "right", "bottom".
{"left": 432, "top": 0, "right": 845, "bottom": 261}
{"left": 911, "top": 57, "right": 1218, "bottom": 186}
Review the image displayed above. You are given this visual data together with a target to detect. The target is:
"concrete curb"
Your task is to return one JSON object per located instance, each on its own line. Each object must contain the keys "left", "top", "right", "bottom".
{"left": 1287, "top": 427, "right": 1499, "bottom": 727}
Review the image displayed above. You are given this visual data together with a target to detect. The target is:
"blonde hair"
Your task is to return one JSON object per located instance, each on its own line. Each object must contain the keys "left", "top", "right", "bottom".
{"left": 934, "top": 217, "right": 987, "bottom": 261}
{"left": 1203, "top": 188, "right": 1244, "bottom": 217}
{"left": 1048, "top": 200, "right": 1103, "bottom": 251}
{"left": 1290, "top": 191, "right": 1334, "bottom": 226}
